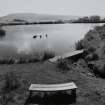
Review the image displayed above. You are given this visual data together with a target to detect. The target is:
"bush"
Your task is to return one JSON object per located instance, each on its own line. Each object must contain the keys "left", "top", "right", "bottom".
{"left": 75, "top": 40, "right": 84, "bottom": 50}
{"left": 96, "top": 64, "right": 105, "bottom": 78}
{"left": 57, "top": 59, "right": 70, "bottom": 71}
{"left": 92, "top": 53, "right": 99, "bottom": 60}
{"left": 42, "top": 50, "right": 55, "bottom": 60}
{"left": 85, "top": 53, "right": 99, "bottom": 61}
{"left": 87, "top": 47, "right": 96, "bottom": 53}
{"left": 88, "top": 63, "right": 105, "bottom": 78}
{"left": 83, "top": 47, "right": 96, "bottom": 59}
{"left": 2, "top": 72, "right": 20, "bottom": 93}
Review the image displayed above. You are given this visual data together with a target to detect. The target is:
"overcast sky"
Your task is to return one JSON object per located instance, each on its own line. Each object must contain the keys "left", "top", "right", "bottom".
{"left": 0, "top": 0, "right": 105, "bottom": 16}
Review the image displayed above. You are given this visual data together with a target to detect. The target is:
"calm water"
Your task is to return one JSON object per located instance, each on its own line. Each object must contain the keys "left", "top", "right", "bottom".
{"left": 0, "top": 24, "right": 103, "bottom": 58}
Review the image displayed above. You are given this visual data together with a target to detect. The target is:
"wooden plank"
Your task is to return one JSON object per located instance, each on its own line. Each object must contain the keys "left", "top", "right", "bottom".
{"left": 29, "top": 82, "right": 77, "bottom": 91}
{"left": 49, "top": 50, "right": 84, "bottom": 63}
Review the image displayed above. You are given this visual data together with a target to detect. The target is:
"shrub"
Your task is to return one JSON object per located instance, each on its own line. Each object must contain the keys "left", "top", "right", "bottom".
{"left": 88, "top": 63, "right": 105, "bottom": 78}
{"left": 75, "top": 40, "right": 84, "bottom": 50}
{"left": 96, "top": 64, "right": 105, "bottom": 78}
{"left": 57, "top": 58, "right": 70, "bottom": 71}
{"left": 92, "top": 53, "right": 99, "bottom": 60}
{"left": 88, "top": 63, "right": 99, "bottom": 75}
{"left": 42, "top": 50, "right": 55, "bottom": 60}
{"left": 17, "top": 57, "right": 26, "bottom": 64}
{"left": 85, "top": 53, "right": 99, "bottom": 61}
{"left": 83, "top": 47, "right": 96, "bottom": 60}
{"left": 2, "top": 72, "right": 20, "bottom": 93}
{"left": 87, "top": 47, "right": 96, "bottom": 53}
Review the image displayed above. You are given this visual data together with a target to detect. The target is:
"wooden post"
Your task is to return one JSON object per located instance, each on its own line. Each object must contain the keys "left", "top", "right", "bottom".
{"left": 71, "top": 89, "right": 76, "bottom": 102}
{"left": 24, "top": 91, "right": 33, "bottom": 105}
{"left": 29, "top": 90, "right": 33, "bottom": 98}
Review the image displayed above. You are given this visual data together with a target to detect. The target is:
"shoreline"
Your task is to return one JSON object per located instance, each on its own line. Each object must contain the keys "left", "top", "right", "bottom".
{"left": 0, "top": 22, "right": 105, "bottom": 26}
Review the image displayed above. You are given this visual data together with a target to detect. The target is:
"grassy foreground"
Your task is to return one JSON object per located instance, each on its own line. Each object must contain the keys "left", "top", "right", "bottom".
{"left": 0, "top": 59, "right": 105, "bottom": 105}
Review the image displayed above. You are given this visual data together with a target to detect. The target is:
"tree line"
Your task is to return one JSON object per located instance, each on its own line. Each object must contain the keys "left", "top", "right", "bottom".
{"left": 73, "top": 15, "right": 105, "bottom": 23}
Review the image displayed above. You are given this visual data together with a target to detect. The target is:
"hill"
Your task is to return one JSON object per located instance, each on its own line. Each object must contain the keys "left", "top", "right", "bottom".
{"left": 0, "top": 13, "right": 78, "bottom": 23}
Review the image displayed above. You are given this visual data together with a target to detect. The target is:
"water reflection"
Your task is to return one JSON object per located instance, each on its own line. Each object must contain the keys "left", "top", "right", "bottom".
{"left": 0, "top": 24, "right": 103, "bottom": 58}
{"left": 0, "top": 28, "right": 6, "bottom": 40}
{"left": 0, "top": 35, "right": 5, "bottom": 40}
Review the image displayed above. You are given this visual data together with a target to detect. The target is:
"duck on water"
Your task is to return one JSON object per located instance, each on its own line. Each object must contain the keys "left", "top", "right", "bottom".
{"left": 33, "top": 35, "right": 37, "bottom": 38}
{"left": 33, "top": 34, "right": 48, "bottom": 39}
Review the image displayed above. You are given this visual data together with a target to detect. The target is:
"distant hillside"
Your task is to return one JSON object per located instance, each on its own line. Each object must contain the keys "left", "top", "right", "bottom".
{"left": 0, "top": 13, "right": 78, "bottom": 23}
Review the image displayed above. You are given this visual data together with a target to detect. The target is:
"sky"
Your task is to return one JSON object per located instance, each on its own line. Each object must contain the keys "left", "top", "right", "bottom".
{"left": 0, "top": 0, "right": 105, "bottom": 16}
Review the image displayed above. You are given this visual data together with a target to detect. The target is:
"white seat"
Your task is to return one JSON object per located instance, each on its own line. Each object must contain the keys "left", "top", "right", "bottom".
{"left": 29, "top": 82, "right": 77, "bottom": 91}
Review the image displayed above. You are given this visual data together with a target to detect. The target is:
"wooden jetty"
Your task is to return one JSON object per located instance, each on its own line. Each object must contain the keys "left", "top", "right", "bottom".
{"left": 49, "top": 50, "right": 84, "bottom": 63}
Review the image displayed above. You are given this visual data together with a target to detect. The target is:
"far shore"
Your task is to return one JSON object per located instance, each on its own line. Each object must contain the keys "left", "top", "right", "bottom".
{"left": 0, "top": 21, "right": 105, "bottom": 26}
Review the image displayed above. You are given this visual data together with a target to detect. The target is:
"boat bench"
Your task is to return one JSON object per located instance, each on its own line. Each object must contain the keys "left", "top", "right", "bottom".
{"left": 26, "top": 82, "right": 77, "bottom": 104}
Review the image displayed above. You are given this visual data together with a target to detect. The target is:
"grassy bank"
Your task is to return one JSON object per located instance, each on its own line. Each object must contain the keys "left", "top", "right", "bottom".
{"left": 1, "top": 58, "right": 105, "bottom": 105}
{"left": 0, "top": 50, "right": 55, "bottom": 65}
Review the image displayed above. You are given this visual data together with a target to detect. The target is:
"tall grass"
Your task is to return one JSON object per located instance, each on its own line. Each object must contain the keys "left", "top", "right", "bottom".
{"left": 0, "top": 50, "right": 55, "bottom": 64}
{"left": 42, "top": 50, "right": 55, "bottom": 61}
{"left": 0, "top": 56, "right": 40, "bottom": 65}
{"left": 75, "top": 40, "right": 84, "bottom": 50}
{"left": 2, "top": 72, "right": 20, "bottom": 93}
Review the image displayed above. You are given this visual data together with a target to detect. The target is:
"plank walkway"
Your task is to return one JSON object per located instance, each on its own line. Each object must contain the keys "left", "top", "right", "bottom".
{"left": 49, "top": 50, "right": 84, "bottom": 63}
